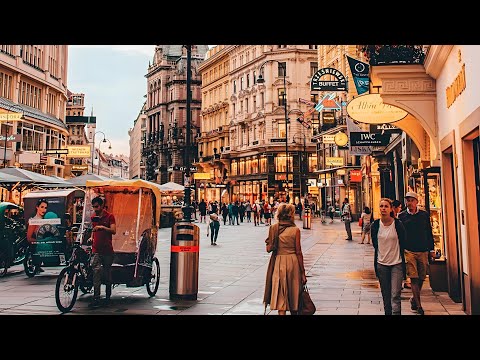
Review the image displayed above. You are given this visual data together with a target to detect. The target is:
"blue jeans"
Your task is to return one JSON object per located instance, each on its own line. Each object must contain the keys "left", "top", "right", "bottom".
{"left": 376, "top": 262, "right": 403, "bottom": 315}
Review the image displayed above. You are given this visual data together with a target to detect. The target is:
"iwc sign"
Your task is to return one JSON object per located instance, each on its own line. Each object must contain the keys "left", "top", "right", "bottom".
{"left": 311, "top": 68, "right": 347, "bottom": 91}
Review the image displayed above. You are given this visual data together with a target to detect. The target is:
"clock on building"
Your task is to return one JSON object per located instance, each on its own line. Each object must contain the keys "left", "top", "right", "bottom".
{"left": 334, "top": 132, "right": 349, "bottom": 147}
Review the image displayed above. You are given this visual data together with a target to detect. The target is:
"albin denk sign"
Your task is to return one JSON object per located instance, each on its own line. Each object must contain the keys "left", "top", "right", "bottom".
{"left": 346, "top": 93, "right": 408, "bottom": 124}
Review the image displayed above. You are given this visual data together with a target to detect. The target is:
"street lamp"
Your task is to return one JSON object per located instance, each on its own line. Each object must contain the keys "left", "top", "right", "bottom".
{"left": 1, "top": 104, "right": 24, "bottom": 168}
{"left": 182, "top": 44, "right": 193, "bottom": 222}
{"left": 90, "top": 131, "right": 109, "bottom": 173}
{"left": 256, "top": 60, "right": 289, "bottom": 202}
{"left": 97, "top": 138, "right": 112, "bottom": 175}
{"left": 292, "top": 132, "right": 307, "bottom": 199}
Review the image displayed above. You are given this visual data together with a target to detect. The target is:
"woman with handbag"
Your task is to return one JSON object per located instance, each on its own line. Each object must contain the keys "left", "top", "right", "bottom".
{"left": 371, "top": 198, "right": 407, "bottom": 315}
{"left": 263, "top": 203, "right": 307, "bottom": 315}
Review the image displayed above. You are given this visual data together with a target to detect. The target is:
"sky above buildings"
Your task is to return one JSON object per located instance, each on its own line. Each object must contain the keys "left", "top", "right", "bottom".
{"left": 68, "top": 45, "right": 156, "bottom": 156}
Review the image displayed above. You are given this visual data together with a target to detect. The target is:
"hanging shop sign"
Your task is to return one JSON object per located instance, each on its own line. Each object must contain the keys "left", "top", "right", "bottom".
{"left": 322, "top": 135, "right": 336, "bottom": 144}
{"left": 322, "top": 111, "right": 335, "bottom": 125}
{"left": 346, "top": 55, "right": 370, "bottom": 95}
{"left": 336, "top": 169, "right": 346, "bottom": 175}
{"left": 271, "top": 138, "right": 286, "bottom": 143}
{"left": 346, "top": 93, "right": 407, "bottom": 124}
{"left": 349, "top": 169, "right": 362, "bottom": 182}
{"left": 315, "top": 93, "right": 341, "bottom": 111}
{"left": 45, "top": 148, "right": 69, "bottom": 155}
{"left": 311, "top": 68, "right": 347, "bottom": 91}
{"left": 326, "top": 157, "right": 344, "bottom": 166}
{"left": 66, "top": 145, "right": 91, "bottom": 158}
{"left": 194, "top": 173, "right": 211, "bottom": 180}
{"left": 369, "top": 123, "right": 402, "bottom": 134}
{"left": 350, "top": 132, "right": 391, "bottom": 146}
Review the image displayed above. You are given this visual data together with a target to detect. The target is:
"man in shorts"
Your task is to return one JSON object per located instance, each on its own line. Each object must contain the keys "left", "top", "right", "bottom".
{"left": 398, "top": 192, "right": 435, "bottom": 315}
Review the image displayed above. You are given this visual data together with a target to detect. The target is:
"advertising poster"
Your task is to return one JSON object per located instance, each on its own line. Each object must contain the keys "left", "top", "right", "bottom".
{"left": 24, "top": 196, "right": 67, "bottom": 263}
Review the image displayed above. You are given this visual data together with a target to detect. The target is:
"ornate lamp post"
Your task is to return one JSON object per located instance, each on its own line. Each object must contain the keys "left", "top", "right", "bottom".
{"left": 256, "top": 60, "right": 289, "bottom": 202}
{"left": 96, "top": 137, "right": 111, "bottom": 175}
{"left": 90, "top": 131, "right": 110, "bottom": 174}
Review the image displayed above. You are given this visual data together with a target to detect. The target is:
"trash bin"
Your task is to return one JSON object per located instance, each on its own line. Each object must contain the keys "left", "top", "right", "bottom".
{"left": 169, "top": 221, "right": 200, "bottom": 300}
{"left": 303, "top": 206, "right": 312, "bottom": 229}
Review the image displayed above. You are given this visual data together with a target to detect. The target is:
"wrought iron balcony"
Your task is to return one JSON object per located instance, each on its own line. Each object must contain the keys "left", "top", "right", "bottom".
{"left": 361, "top": 45, "right": 427, "bottom": 66}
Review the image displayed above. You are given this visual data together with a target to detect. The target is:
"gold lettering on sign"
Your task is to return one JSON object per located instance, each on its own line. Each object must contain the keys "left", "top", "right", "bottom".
{"left": 446, "top": 64, "right": 466, "bottom": 108}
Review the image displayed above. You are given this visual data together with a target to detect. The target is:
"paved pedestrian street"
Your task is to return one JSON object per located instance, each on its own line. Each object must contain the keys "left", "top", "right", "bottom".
{"left": 0, "top": 217, "right": 465, "bottom": 315}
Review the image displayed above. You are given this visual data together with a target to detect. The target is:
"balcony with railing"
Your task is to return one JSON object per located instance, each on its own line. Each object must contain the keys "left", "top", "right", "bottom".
{"left": 360, "top": 45, "right": 428, "bottom": 66}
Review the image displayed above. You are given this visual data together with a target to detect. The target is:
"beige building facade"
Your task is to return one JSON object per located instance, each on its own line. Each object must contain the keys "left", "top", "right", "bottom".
{"left": 143, "top": 45, "right": 208, "bottom": 184}
{"left": 196, "top": 45, "right": 232, "bottom": 203}
{"left": 129, "top": 103, "right": 147, "bottom": 179}
{"left": 0, "top": 45, "right": 69, "bottom": 177}
{"left": 223, "top": 45, "right": 318, "bottom": 204}
{"left": 65, "top": 91, "right": 93, "bottom": 177}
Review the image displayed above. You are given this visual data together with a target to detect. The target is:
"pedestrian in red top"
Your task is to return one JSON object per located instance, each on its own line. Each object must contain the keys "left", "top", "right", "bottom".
{"left": 89, "top": 196, "right": 116, "bottom": 308}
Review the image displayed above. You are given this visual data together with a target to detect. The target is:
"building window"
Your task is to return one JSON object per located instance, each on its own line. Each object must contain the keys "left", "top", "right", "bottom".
{"left": 253, "top": 70, "right": 256, "bottom": 84}
{"left": 275, "top": 154, "right": 293, "bottom": 173}
{"left": 278, "top": 62, "right": 286, "bottom": 77}
{"left": 253, "top": 96, "right": 256, "bottom": 111}
{"left": 309, "top": 45, "right": 318, "bottom": 50}
{"left": 239, "top": 158, "right": 245, "bottom": 175}
{"left": 278, "top": 121, "right": 286, "bottom": 138}
{"left": 225, "top": 83, "right": 228, "bottom": 98}
{"left": 260, "top": 156, "right": 267, "bottom": 173}
{"left": 245, "top": 158, "right": 251, "bottom": 174}
{"left": 245, "top": 98, "right": 248, "bottom": 113}
{"left": 260, "top": 93, "right": 264, "bottom": 109}
{"left": 241, "top": 77, "right": 244, "bottom": 90}
{"left": 310, "top": 62, "right": 318, "bottom": 76}
{"left": 278, "top": 45, "right": 287, "bottom": 49}
{"left": 278, "top": 88, "right": 286, "bottom": 106}
{"left": 0, "top": 71, "right": 13, "bottom": 100}
{"left": 233, "top": 103, "right": 236, "bottom": 116}
{"left": 231, "top": 160, "right": 238, "bottom": 176}
{"left": 233, "top": 80, "right": 236, "bottom": 94}
{"left": 308, "top": 155, "right": 318, "bottom": 172}
{"left": 251, "top": 157, "right": 258, "bottom": 174}
{"left": 246, "top": 74, "right": 250, "bottom": 88}
{"left": 240, "top": 100, "right": 243, "bottom": 114}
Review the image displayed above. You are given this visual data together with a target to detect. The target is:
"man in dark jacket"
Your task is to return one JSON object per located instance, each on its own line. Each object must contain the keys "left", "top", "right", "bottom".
{"left": 398, "top": 192, "right": 435, "bottom": 315}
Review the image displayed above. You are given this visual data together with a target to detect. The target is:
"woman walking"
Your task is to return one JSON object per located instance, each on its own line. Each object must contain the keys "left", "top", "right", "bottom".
{"left": 209, "top": 213, "right": 220, "bottom": 246}
{"left": 360, "top": 206, "right": 373, "bottom": 244}
{"left": 371, "top": 198, "right": 406, "bottom": 315}
{"left": 264, "top": 203, "right": 307, "bottom": 315}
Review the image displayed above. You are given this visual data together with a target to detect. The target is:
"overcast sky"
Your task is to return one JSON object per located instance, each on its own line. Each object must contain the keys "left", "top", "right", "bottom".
{"left": 68, "top": 45, "right": 156, "bottom": 156}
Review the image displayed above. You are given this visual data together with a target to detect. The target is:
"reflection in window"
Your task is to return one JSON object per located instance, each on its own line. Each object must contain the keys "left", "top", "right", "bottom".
{"left": 309, "top": 155, "right": 318, "bottom": 172}
{"left": 260, "top": 156, "right": 267, "bottom": 173}
{"left": 275, "top": 154, "right": 293, "bottom": 172}
{"left": 231, "top": 161, "right": 238, "bottom": 176}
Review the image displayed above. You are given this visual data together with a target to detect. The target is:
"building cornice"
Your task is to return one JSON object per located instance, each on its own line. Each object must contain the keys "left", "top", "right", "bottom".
{"left": 424, "top": 45, "right": 454, "bottom": 79}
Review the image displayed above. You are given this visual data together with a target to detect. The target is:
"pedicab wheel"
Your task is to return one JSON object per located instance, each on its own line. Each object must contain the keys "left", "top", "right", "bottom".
{"left": 146, "top": 257, "right": 160, "bottom": 296}
{"left": 55, "top": 267, "right": 79, "bottom": 313}
{"left": 0, "top": 259, "right": 8, "bottom": 277}
{"left": 23, "top": 250, "right": 37, "bottom": 278}
{"left": 80, "top": 285, "right": 93, "bottom": 294}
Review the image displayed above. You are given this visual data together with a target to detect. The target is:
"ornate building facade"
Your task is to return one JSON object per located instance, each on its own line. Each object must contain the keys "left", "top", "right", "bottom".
{"left": 196, "top": 45, "right": 232, "bottom": 202}
{"left": 223, "top": 45, "right": 319, "bottom": 204}
{"left": 65, "top": 91, "right": 94, "bottom": 177}
{"left": 142, "top": 45, "right": 208, "bottom": 184}
{"left": 0, "top": 45, "right": 69, "bottom": 177}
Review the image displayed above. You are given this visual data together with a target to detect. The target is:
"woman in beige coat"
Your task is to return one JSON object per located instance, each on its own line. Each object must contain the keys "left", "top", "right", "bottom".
{"left": 264, "top": 203, "right": 307, "bottom": 315}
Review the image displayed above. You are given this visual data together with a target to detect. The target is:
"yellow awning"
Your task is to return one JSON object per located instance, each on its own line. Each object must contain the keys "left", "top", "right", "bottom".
{"left": 86, "top": 179, "right": 164, "bottom": 226}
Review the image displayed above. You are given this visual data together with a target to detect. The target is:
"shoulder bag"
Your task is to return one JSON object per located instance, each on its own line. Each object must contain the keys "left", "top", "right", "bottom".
{"left": 298, "top": 285, "right": 316, "bottom": 315}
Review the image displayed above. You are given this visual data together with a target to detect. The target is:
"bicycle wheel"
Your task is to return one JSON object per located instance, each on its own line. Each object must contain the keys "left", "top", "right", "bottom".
{"left": 55, "top": 266, "right": 79, "bottom": 313}
{"left": 23, "top": 249, "right": 37, "bottom": 278}
{"left": 146, "top": 257, "right": 160, "bottom": 296}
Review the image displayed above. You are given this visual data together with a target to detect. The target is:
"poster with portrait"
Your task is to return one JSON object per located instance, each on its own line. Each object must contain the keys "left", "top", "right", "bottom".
{"left": 23, "top": 195, "right": 69, "bottom": 264}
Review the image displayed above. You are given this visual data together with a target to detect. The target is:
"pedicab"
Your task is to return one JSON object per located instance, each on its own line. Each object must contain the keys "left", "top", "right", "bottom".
{"left": 0, "top": 202, "right": 28, "bottom": 277}
{"left": 23, "top": 189, "right": 84, "bottom": 277}
{"left": 55, "top": 179, "right": 161, "bottom": 313}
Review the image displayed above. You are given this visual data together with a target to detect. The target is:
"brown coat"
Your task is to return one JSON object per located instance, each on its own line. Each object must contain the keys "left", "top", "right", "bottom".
{"left": 263, "top": 221, "right": 295, "bottom": 309}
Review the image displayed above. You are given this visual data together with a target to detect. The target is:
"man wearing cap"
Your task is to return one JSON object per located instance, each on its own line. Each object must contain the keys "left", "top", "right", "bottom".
{"left": 398, "top": 192, "right": 435, "bottom": 315}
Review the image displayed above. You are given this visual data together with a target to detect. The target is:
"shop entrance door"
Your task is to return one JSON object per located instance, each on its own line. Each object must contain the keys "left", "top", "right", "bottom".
{"left": 474, "top": 137, "right": 480, "bottom": 254}
{"left": 442, "top": 148, "right": 463, "bottom": 303}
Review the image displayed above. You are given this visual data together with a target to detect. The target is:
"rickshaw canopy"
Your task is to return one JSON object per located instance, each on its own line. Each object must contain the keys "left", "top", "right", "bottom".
{"left": 0, "top": 202, "right": 22, "bottom": 227}
{"left": 86, "top": 179, "right": 163, "bottom": 226}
